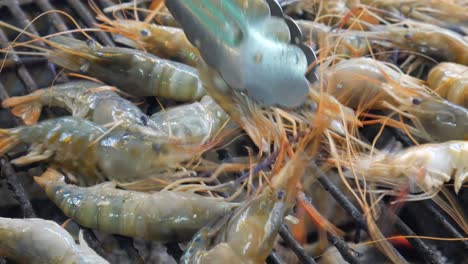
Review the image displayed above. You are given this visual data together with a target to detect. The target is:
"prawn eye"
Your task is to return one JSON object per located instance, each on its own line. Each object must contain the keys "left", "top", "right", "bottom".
{"left": 412, "top": 98, "right": 422, "bottom": 105}
{"left": 404, "top": 32, "right": 413, "bottom": 40}
{"left": 86, "top": 39, "right": 98, "bottom": 51}
{"left": 140, "top": 29, "right": 150, "bottom": 37}
{"left": 139, "top": 115, "right": 149, "bottom": 126}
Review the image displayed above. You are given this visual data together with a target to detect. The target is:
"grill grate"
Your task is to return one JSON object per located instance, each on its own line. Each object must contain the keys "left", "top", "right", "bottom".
{"left": 0, "top": 1, "right": 466, "bottom": 263}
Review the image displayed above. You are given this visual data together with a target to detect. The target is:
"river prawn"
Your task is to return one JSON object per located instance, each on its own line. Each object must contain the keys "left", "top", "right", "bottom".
{"left": 34, "top": 168, "right": 236, "bottom": 242}
{"left": 182, "top": 152, "right": 307, "bottom": 264}
{"left": 342, "top": 141, "right": 467, "bottom": 196}
{"left": 360, "top": 0, "right": 468, "bottom": 35}
{"left": 149, "top": 95, "right": 231, "bottom": 144}
{"left": 50, "top": 36, "right": 205, "bottom": 101}
{"left": 1, "top": 81, "right": 230, "bottom": 145}
{"left": 295, "top": 20, "right": 372, "bottom": 58}
{"left": 360, "top": 20, "right": 468, "bottom": 65}
{"left": 313, "top": 57, "right": 430, "bottom": 110}
{"left": 0, "top": 217, "right": 108, "bottom": 264}
{"left": 1, "top": 80, "right": 153, "bottom": 128}
{"left": 427, "top": 62, "right": 468, "bottom": 107}
{"left": 0, "top": 116, "right": 194, "bottom": 187}
{"left": 312, "top": 57, "right": 468, "bottom": 142}
{"left": 0, "top": 21, "right": 206, "bottom": 101}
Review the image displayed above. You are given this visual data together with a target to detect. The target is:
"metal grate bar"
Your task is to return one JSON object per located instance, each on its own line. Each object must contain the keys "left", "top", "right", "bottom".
{"left": 389, "top": 209, "right": 444, "bottom": 264}
{"left": 312, "top": 163, "right": 368, "bottom": 230}
{"left": 279, "top": 225, "right": 317, "bottom": 264}
{"left": 266, "top": 251, "right": 285, "bottom": 264}
{"left": 165, "top": 242, "right": 184, "bottom": 262}
{"left": 299, "top": 190, "right": 362, "bottom": 264}
{"left": 311, "top": 163, "right": 412, "bottom": 262}
{"left": 423, "top": 200, "right": 468, "bottom": 250}
{"left": 0, "top": 0, "right": 35, "bottom": 6}
{"left": 7, "top": 1, "right": 41, "bottom": 37}
{"left": 0, "top": 158, "right": 36, "bottom": 218}
{"left": 65, "top": 0, "right": 115, "bottom": 47}
{"left": 327, "top": 233, "right": 360, "bottom": 264}
{"left": 317, "top": 163, "right": 444, "bottom": 264}
{"left": 0, "top": 29, "right": 38, "bottom": 93}
{"left": 35, "top": 0, "right": 73, "bottom": 37}
{"left": 97, "top": 0, "right": 116, "bottom": 9}
{"left": 0, "top": 57, "right": 48, "bottom": 70}
{"left": 0, "top": 81, "right": 11, "bottom": 102}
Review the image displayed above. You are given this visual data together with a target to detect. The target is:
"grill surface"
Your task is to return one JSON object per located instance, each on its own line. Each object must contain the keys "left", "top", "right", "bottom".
{"left": 0, "top": 1, "right": 466, "bottom": 263}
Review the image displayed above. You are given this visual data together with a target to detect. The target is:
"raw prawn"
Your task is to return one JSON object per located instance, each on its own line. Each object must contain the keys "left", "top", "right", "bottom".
{"left": 0, "top": 217, "right": 108, "bottom": 264}
{"left": 149, "top": 95, "right": 230, "bottom": 144}
{"left": 313, "top": 58, "right": 468, "bottom": 141}
{"left": 1, "top": 80, "right": 153, "bottom": 128}
{"left": 1, "top": 82, "right": 230, "bottom": 145}
{"left": 0, "top": 22, "right": 206, "bottom": 101}
{"left": 313, "top": 57, "right": 430, "bottom": 109}
{"left": 181, "top": 153, "right": 307, "bottom": 264}
{"left": 0, "top": 116, "right": 193, "bottom": 186}
{"left": 361, "top": 0, "right": 468, "bottom": 34}
{"left": 362, "top": 20, "right": 468, "bottom": 65}
{"left": 427, "top": 62, "right": 468, "bottom": 107}
{"left": 34, "top": 168, "right": 236, "bottom": 242}
{"left": 295, "top": 20, "right": 372, "bottom": 58}
{"left": 346, "top": 140, "right": 468, "bottom": 194}
{"left": 50, "top": 36, "right": 205, "bottom": 101}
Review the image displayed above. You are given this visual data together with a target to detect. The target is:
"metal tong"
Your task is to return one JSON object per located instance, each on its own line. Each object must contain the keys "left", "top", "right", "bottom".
{"left": 165, "top": 0, "right": 317, "bottom": 108}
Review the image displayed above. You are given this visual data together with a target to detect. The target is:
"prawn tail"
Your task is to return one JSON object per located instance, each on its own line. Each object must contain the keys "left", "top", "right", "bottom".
{"left": 33, "top": 168, "right": 65, "bottom": 188}
{"left": 0, "top": 129, "right": 20, "bottom": 156}
{"left": 2, "top": 90, "right": 45, "bottom": 125}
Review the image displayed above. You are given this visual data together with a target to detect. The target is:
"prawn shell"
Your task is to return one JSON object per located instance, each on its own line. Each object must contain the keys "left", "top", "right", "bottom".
{"left": 44, "top": 181, "right": 233, "bottom": 242}
{"left": 321, "top": 58, "right": 424, "bottom": 109}
{"left": 428, "top": 62, "right": 468, "bottom": 107}
{"left": 0, "top": 217, "right": 108, "bottom": 263}
{"left": 48, "top": 36, "right": 206, "bottom": 101}
{"left": 15, "top": 117, "right": 105, "bottom": 184}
